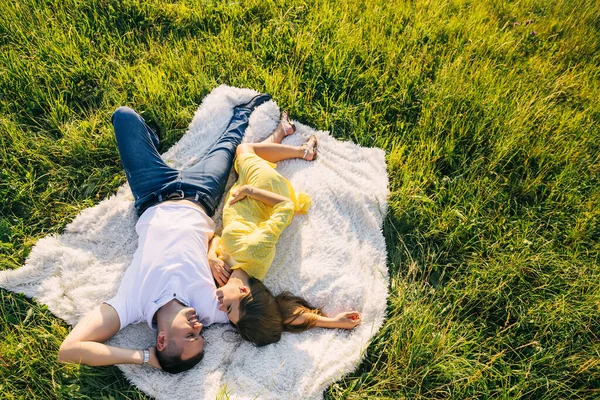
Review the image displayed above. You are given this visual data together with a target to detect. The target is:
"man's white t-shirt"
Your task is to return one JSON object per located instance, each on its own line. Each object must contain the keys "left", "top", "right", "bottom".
{"left": 105, "top": 202, "right": 229, "bottom": 330}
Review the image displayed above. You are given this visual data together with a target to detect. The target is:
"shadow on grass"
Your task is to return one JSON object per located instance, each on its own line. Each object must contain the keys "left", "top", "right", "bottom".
{"left": 0, "top": 289, "right": 147, "bottom": 399}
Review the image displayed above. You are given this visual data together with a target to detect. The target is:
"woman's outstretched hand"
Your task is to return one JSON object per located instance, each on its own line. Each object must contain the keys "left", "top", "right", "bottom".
{"left": 332, "top": 311, "right": 362, "bottom": 329}
{"left": 208, "top": 254, "right": 231, "bottom": 287}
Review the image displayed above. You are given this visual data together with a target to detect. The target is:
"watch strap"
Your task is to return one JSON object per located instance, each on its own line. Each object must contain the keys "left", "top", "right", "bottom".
{"left": 142, "top": 348, "right": 150, "bottom": 365}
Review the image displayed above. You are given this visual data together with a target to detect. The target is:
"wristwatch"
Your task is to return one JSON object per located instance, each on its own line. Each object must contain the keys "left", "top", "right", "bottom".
{"left": 142, "top": 348, "right": 150, "bottom": 365}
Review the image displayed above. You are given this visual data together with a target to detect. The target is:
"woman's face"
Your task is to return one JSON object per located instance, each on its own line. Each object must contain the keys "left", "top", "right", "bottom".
{"left": 215, "top": 278, "right": 248, "bottom": 324}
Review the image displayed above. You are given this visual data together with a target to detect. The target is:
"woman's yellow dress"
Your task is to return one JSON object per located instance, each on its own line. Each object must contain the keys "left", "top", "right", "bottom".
{"left": 217, "top": 152, "right": 310, "bottom": 280}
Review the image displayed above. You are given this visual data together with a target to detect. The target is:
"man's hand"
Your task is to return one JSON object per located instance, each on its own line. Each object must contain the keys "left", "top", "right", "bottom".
{"left": 331, "top": 311, "right": 361, "bottom": 329}
{"left": 147, "top": 346, "right": 162, "bottom": 369}
{"left": 209, "top": 254, "right": 231, "bottom": 287}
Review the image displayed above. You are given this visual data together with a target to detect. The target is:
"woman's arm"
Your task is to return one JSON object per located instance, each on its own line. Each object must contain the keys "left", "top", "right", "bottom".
{"left": 287, "top": 311, "right": 362, "bottom": 330}
{"left": 207, "top": 235, "right": 231, "bottom": 287}
{"left": 58, "top": 304, "right": 161, "bottom": 368}
{"left": 229, "top": 185, "right": 292, "bottom": 207}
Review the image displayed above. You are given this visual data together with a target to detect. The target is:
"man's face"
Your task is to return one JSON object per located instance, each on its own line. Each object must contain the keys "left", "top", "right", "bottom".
{"left": 167, "top": 307, "right": 204, "bottom": 360}
{"left": 215, "top": 278, "right": 249, "bottom": 324}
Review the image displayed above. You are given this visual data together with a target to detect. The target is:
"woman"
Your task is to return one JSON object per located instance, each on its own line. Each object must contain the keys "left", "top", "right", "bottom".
{"left": 208, "top": 112, "right": 361, "bottom": 346}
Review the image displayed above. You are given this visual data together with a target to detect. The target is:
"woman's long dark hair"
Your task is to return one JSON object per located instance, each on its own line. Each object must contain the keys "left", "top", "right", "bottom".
{"left": 236, "top": 277, "right": 324, "bottom": 346}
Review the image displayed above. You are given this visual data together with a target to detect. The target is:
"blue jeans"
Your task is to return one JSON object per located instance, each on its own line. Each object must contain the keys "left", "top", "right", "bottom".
{"left": 111, "top": 105, "right": 259, "bottom": 217}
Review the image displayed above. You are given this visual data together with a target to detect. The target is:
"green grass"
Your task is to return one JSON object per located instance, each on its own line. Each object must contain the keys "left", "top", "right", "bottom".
{"left": 1, "top": 0, "right": 599, "bottom": 398}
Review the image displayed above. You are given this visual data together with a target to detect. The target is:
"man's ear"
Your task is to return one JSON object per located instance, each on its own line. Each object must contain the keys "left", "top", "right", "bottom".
{"left": 156, "top": 331, "right": 167, "bottom": 351}
{"left": 240, "top": 285, "right": 249, "bottom": 294}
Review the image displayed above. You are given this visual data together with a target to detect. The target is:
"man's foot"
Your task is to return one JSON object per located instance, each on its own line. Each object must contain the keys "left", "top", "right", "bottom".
{"left": 235, "top": 93, "right": 272, "bottom": 111}
{"left": 300, "top": 135, "right": 318, "bottom": 161}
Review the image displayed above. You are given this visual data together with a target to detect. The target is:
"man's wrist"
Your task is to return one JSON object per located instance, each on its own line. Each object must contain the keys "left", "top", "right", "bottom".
{"left": 141, "top": 348, "right": 150, "bottom": 365}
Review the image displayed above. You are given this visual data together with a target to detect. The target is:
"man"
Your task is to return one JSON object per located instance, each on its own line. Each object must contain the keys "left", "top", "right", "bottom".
{"left": 58, "top": 93, "right": 272, "bottom": 373}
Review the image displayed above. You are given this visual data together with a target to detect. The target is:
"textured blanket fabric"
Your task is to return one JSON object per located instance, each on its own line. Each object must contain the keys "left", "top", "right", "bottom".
{"left": 0, "top": 85, "right": 389, "bottom": 400}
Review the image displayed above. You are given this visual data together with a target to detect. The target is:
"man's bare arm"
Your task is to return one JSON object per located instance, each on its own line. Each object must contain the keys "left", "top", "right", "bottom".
{"left": 58, "top": 303, "right": 159, "bottom": 368}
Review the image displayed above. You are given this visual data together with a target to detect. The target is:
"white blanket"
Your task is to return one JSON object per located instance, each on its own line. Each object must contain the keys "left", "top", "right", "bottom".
{"left": 0, "top": 85, "right": 389, "bottom": 400}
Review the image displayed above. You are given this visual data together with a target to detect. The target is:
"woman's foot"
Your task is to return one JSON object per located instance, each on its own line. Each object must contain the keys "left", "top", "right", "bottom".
{"left": 300, "top": 135, "right": 318, "bottom": 161}
{"left": 268, "top": 111, "right": 296, "bottom": 144}
{"left": 280, "top": 111, "right": 296, "bottom": 136}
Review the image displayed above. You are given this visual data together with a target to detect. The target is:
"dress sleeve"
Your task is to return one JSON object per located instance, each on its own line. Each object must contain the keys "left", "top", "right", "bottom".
{"left": 260, "top": 200, "right": 295, "bottom": 243}
{"left": 294, "top": 192, "right": 311, "bottom": 214}
{"left": 212, "top": 235, "right": 224, "bottom": 257}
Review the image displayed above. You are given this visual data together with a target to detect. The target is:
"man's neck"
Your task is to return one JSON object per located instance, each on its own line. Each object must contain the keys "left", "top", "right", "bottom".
{"left": 154, "top": 298, "right": 184, "bottom": 327}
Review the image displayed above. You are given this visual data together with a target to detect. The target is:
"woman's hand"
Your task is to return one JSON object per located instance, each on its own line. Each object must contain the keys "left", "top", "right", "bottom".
{"left": 147, "top": 346, "right": 162, "bottom": 369}
{"left": 208, "top": 254, "right": 231, "bottom": 287}
{"left": 332, "top": 311, "right": 361, "bottom": 329}
{"left": 229, "top": 185, "right": 252, "bottom": 205}
{"left": 230, "top": 185, "right": 292, "bottom": 207}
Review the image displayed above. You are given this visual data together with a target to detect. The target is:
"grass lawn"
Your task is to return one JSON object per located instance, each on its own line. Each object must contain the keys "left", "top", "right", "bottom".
{"left": 1, "top": 0, "right": 599, "bottom": 398}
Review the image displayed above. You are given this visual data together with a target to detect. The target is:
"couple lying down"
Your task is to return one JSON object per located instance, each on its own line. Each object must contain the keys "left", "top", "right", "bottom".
{"left": 58, "top": 94, "right": 361, "bottom": 374}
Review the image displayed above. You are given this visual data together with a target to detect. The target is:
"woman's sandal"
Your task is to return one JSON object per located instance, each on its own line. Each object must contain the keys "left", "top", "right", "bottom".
{"left": 301, "top": 135, "right": 318, "bottom": 161}
{"left": 281, "top": 111, "right": 296, "bottom": 136}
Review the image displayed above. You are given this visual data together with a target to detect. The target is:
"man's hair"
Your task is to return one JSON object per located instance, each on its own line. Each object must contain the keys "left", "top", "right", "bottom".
{"left": 155, "top": 339, "right": 204, "bottom": 374}
{"left": 236, "top": 277, "right": 323, "bottom": 346}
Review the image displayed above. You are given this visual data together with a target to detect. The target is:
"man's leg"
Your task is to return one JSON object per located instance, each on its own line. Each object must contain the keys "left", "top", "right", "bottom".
{"left": 181, "top": 94, "right": 271, "bottom": 216}
{"left": 111, "top": 106, "right": 178, "bottom": 206}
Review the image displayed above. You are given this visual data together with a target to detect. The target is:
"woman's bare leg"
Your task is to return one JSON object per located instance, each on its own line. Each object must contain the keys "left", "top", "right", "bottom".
{"left": 261, "top": 111, "right": 295, "bottom": 144}
{"left": 245, "top": 143, "right": 303, "bottom": 162}
{"left": 237, "top": 111, "right": 316, "bottom": 162}
{"left": 261, "top": 123, "right": 288, "bottom": 144}
{"left": 236, "top": 136, "right": 317, "bottom": 163}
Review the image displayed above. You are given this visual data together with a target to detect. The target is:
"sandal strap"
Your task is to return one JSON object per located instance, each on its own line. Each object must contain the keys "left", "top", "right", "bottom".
{"left": 303, "top": 146, "right": 311, "bottom": 159}
{"left": 302, "top": 136, "right": 317, "bottom": 160}
{"left": 283, "top": 121, "right": 294, "bottom": 136}
{"left": 281, "top": 112, "right": 295, "bottom": 136}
